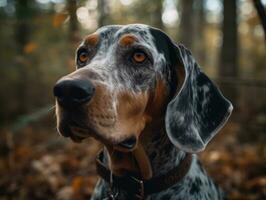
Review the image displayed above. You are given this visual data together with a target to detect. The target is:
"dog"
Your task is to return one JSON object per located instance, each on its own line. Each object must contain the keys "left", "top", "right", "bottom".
{"left": 53, "top": 24, "right": 232, "bottom": 200}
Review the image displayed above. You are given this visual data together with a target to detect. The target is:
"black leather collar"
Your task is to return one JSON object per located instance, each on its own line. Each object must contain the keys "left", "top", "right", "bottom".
{"left": 96, "top": 150, "right": 192, "bottom": 199}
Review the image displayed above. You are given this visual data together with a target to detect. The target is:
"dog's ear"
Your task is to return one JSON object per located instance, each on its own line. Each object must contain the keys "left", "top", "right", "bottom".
{"left": 149, "top": 28, "right": 233, "bottom": 153}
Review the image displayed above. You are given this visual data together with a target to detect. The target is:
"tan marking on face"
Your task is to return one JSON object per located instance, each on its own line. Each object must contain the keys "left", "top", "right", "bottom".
{"left": 117, "top": 91, "right": 147, "bottom": 118}
{"left": 115, "top": 91, "right": 149, "bottom": 138}
{"left": 119, "top": 34, "right": 138, "bottom": 46}
{"left": 84, "top": 33, "right": 99, "bottom": 46}
{"left": 84, "top": 83, "right": 116, "bottom": 134}
{"left": 145, "top": 77, "right": 169, "bottom": 119}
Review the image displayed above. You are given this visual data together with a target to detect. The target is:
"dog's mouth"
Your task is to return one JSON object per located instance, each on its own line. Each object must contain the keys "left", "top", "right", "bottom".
{"left": 73, "top": 128, "right": 138, "bottom": 151}
{"left": 58, "top": 119, "right": 138, "bottom": 151}
{"left": 57, "top": 115, "right": 152, "bottom": 179}
{"left": 69, "top": 126, "right": 90, "bottom": 142}
{"left": 57, "top": 121, "right": 88, "bottom": 143}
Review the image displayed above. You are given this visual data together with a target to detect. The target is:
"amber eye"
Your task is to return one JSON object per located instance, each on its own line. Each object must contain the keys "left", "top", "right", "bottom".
{"left": 78, "top": 51, "right": 89, "bottom": 63}
{"left": 132, "top": 51, "right": 146, "bottom": 63}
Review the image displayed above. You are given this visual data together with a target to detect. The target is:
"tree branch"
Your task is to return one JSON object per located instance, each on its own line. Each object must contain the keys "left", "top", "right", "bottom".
{"left": 253, "top": 0, "right": 266, "bottom": 41}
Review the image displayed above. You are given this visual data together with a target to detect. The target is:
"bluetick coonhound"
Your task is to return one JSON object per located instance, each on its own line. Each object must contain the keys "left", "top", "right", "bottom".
{"left": 53, "top": 24, "right": 233, "bottom": 200}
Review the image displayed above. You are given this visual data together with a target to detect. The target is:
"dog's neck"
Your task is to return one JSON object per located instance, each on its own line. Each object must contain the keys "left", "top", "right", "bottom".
{"left": 141, "top": 123, "right": 186, "bottom": 177}
{"left": 106, "top": 119, "right": 186, "bottom": 179}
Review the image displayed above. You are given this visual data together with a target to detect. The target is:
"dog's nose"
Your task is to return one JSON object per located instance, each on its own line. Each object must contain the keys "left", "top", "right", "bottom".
{"left": 53, "top": 79, "right": 95, "bottom": 107}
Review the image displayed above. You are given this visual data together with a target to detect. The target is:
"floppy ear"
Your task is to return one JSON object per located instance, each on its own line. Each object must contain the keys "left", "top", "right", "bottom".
{"left": 165, "top": 43, "right": 233, "bottom": 153}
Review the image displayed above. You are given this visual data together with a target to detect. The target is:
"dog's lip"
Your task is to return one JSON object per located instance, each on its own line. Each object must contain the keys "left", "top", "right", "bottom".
{"left": 58, "top": 121, "right": 89, "bottom": 143}
{"left": 69, "top": 134, "right": 85, "bottom": 143}
{"left": 59, "top": 122, "right": 137, "bottom": 150}
{"left": 70, "top": 126, "right": 89, "bottom": 137}
{"left": 70, "top": 126, "right": 138, "bottom": 151}
{"left": 68, "top": 125, "right": 93, "bottom": 142}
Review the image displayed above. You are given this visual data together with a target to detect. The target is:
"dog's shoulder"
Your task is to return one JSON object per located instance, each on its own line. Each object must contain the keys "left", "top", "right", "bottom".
{"left": 148, "top": 156, "right": 226, "bottom": 200}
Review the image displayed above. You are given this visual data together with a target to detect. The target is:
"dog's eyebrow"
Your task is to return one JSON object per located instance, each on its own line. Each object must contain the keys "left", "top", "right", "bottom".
{"left": 84, "top": 33, "right": 99, "bottom": 46}
{"left": 119, "top": 34, "right": 138, "bottom": 46}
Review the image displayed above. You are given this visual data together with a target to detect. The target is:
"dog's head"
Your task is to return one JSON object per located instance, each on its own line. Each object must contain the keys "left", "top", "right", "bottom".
{"left": 54, "top": 24, "right": 232, "bottom": 154}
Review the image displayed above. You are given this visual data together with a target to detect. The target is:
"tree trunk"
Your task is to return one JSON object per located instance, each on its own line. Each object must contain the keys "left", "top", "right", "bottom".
{"left": 219, "top": 0, "right": 238, "bottom": 108}
{"left": 15, "top": 0, "right": 33, "bottom": 115}
{"left": 151, "top": 0, "right": 164, "bottom": 30}
{"left": 219, "top": 0, "right": 238, "bottom": 77}
{"left": 179, "top": 0, "right": 194, "bottom": 50}
{"left": 98, "top": 0, "right": 110, "bottom": 27}
{"left": 194, "top": 0, "right": 206, "bottom": 65}
{"left": 67, "top": 0, "right": 79, "bottom": 43}
{"left": 252, "top": 0, "right": 266, "bottom": 41}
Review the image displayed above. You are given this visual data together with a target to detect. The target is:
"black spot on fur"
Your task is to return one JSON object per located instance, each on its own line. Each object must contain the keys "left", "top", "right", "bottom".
{"left": 160, "top": 193, "right": 172, "bottom": 200}
{"left": 150, "top": 151, "right": 157, "bottom": 161}
{"left": 189, "top": 177, "right": 202, "bottom": 195}
{"left": 207, "top": 177, "right": 213, "bottom": 186}
{"left": 163, "top": 142, "right": 172, "bottom": 153}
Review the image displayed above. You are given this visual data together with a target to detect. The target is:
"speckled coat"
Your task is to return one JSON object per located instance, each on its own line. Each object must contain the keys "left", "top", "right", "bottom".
{"left": 65, "top": 24, "right": 232, "bottom": 200}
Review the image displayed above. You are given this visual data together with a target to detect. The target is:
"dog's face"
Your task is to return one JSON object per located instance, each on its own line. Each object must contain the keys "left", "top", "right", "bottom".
{"left": 54, "top": 24, "right": 172, "bottom": 151}
{"left": 54, "top": 24, "right": 232, "bottom": 155}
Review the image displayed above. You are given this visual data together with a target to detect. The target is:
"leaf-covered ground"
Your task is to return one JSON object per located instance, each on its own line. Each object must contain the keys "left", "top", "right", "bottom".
{"left": 0, "top": 121, "right": 265, "bottom": 200}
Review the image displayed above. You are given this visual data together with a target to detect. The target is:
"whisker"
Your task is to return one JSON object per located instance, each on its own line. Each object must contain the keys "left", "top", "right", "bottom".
{"left": 48, "top": 105, "right": 56, "bottom": 112}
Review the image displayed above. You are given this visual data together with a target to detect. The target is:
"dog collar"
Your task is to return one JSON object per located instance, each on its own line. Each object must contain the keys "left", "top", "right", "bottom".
{"left": 96, "top": 150, "right": 192, "bottom": 199}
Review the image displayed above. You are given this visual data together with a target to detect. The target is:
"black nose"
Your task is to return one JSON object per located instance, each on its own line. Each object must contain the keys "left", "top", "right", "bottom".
{"left": 53, "top": 79, "right": 95, "bottom": 107}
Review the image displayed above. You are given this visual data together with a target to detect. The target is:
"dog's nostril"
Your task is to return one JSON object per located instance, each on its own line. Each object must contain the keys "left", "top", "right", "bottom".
{"left": 72, "top": 86, "right": 93, "bottom": 102}
{"left": 53, "top": 79, "right": 95, "bottom": 107}
{"left": 119, "top": 136, "right": 137, "bottom": 149}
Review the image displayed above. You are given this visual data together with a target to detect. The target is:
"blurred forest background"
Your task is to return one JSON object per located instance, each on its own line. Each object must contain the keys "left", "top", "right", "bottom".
{"left": 0, "top": 0, "right": 265, "bottom": 199}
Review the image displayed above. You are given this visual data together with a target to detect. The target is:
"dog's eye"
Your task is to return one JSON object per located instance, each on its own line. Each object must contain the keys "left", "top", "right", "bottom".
{"left": 78, "top": 50, "right": 89, "bottom": 63}
{"left": 132, "top": 50, "right": 147, "bottom": 63}
{"left": 79, "top": 52, "right": 89, "bottom": 63}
